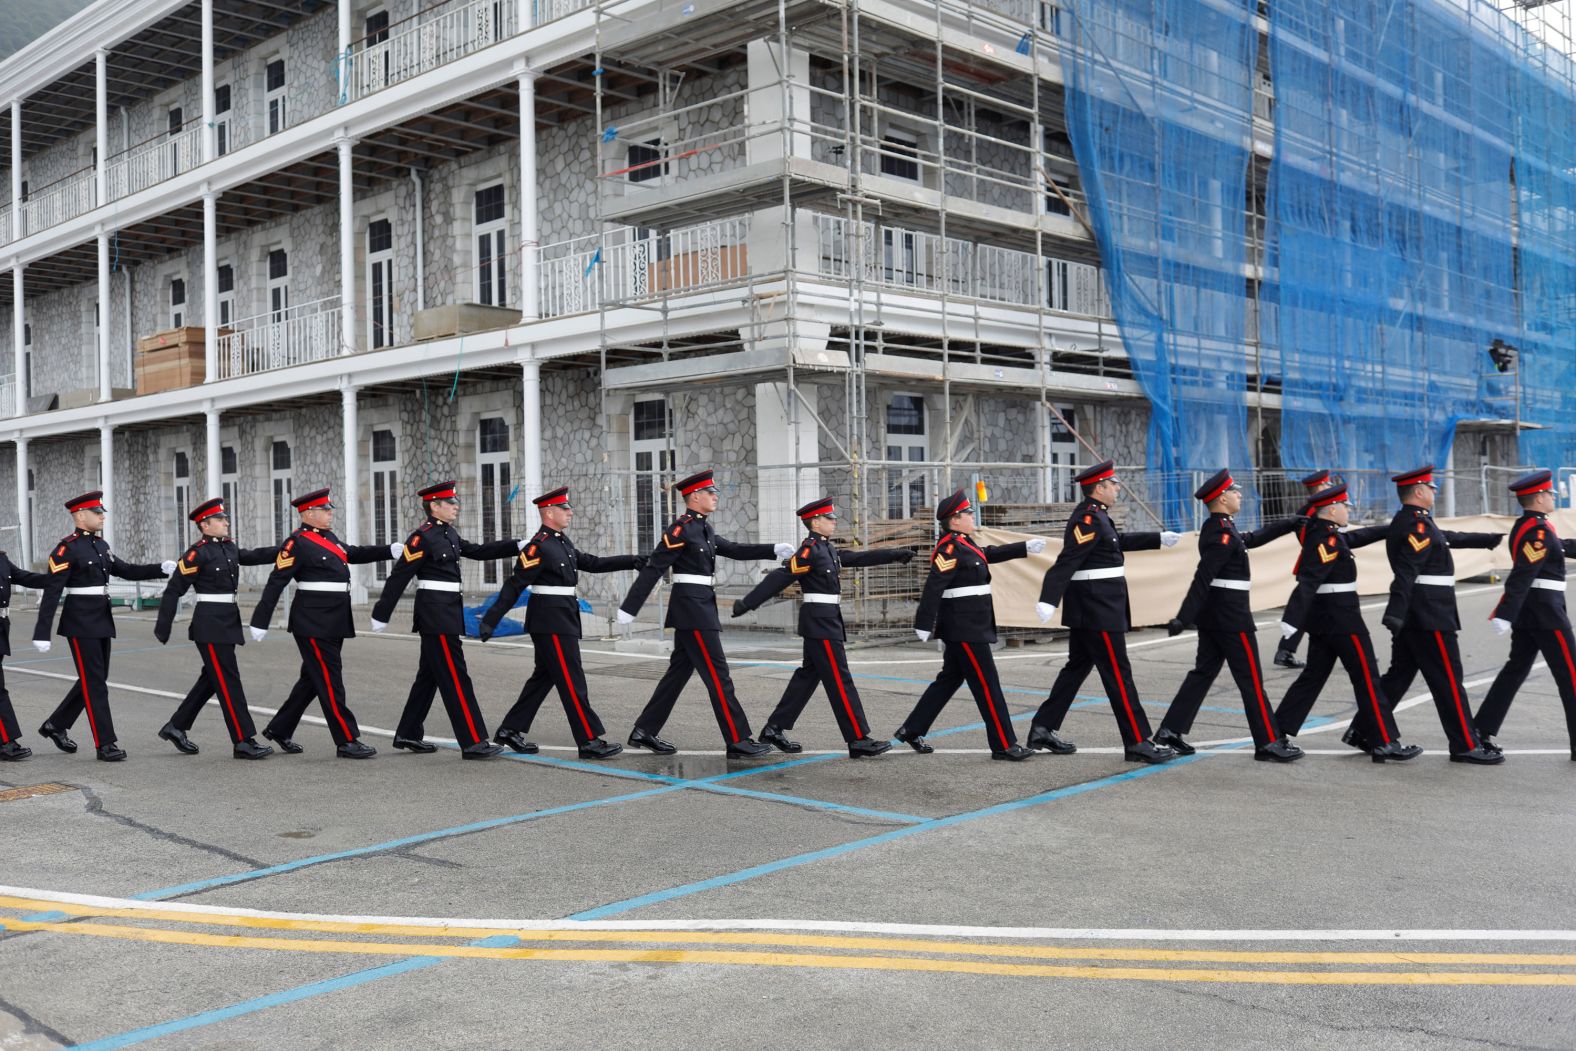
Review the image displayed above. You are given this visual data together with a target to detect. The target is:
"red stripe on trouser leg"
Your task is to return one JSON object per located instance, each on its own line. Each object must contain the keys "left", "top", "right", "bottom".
{"left": 308, "top": 639, "right": 355, "bottom": 741}
{"left": 552, "top": 634, "right": 596, "bottom": 741}
{"left": 1238, "top": 632, "right": 1276, "bottom": 742}
{"left": 822, "top": 639, "right": 864, "bottom": 738}
{"left": 959, "top": 642, "right": 1010, "bottom": 751}
{"left": 206, "top": 644, "right": 243, "bottom": 740}
{"left": 70, "top": 638, "right": 101, "bottom": 748}
{"left": 438, "top": 636, "right": 481, "bottom": 744}
{"left": 1349, "top": 634, "right": 1391, "bottom": 744}
{"left": 1433, "top": 631, "right": 1476, "bottom": 748}
{"left": 1099, "top": 631, "right": 1143, "bottom": 742}
{"left": 1554, "top": 630, "right": 1576, "bottom": 698}
{"left": 694, "top": 631, "right": 740, "bottom": 743}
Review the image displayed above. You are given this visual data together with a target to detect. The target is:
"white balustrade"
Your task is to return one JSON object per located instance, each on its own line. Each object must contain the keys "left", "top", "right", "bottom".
{"left": 214, "top": 296, "right": 344, "bottom": 379}
{"left": 104, "top": 124, "right": 202, "bottom": 203}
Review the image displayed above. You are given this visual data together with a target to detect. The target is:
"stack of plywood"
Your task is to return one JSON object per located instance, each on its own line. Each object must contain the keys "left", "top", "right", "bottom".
{"left": 134, "top": 327, "right": 206, "bottom": 394}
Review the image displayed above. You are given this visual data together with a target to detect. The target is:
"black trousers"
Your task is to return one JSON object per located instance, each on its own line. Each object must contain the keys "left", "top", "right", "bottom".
{"left": 634, "top": 629, "right": 753, "bottom": 744}
{"left": 1159, "top": 629, "right": 1281, "bottom": 748}
{"left": 1275, "top": 630, "right": 1400, "bottom": 742}
{"left": 500, "top": 634, "right": 605, "bottom": 745}
{"left": 394, "top": 634, "right": 490, "bottom": 746}
{"left": 1477, "top": 625, "right": 1576, "bottom": 745}
{"left": 0, "top": 665, "right": 20, "bottom": 744}
{"left": 1276, "top": 629, "right": 1305, "bottom": 656}
{"left": 170, "top": 642, "right": 258, "bottom": 743}
{"left": 265, "top": 636, "right": 362, "bottom": 745}
{"left": 766, "top": 637, "right": 871, "bottom": 743}
{"left": 900, "top": 640, "right": 1017, "bottom": 752}
{"left": 47, "top": 636, "right": 115, "bottom": 748}
{"left": 1358, "top": 628, "right": 1480, "bottom": 754}
{"left": 1033, "top": 628, "right": 1153, "bottom": 746}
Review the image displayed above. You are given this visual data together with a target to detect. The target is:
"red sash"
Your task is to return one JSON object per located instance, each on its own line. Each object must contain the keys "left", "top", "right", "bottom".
{"left": 297, "top": 529, "right": 348, "bottom": 562}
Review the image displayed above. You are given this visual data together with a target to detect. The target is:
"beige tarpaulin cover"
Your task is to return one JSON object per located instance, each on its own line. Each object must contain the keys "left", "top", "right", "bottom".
{"left": 974, "top": 509, "right": 1576, "bottom": 631}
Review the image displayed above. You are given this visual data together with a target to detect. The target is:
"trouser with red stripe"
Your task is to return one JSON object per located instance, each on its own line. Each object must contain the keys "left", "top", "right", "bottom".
{"left": 265, "top": 636, "right": 361, "bottom": 745}
{"left": 1159, "top": 630, "right": 1281, "bottom": 748}
{"left": 394, "top": 634, "right": 490, "bottom": 746}
{"left": 1476, "top": 625, "right": 1576, "bottom": 745}
{"left": 1274, "top": 630, "right": 1399, "bottom": 742}
{"left": 1363, "top": 628, "right": 1480, "bottom": 754}
{"left": 900, "top": 640, "right": 1017, "bottom": 751}
{"left": 170, "top": 643, "right": 257, "bottom": 743}
{"left": 766, "top": 638, "right": 870, "bottom": 743}
{"left": 1032, "top": 628, "right": 1152, "bottom": 746}
{"left": 0, "top": 665, "right": 21, "bottom": 744}
{"left": 634, "top": 629, "right": 753, "bottom": 744}
{"left": 46, "top": 636, "right": 115, "bottom": 747}
{"left": 499, "top": 633, "right": 604, "bottom": 745}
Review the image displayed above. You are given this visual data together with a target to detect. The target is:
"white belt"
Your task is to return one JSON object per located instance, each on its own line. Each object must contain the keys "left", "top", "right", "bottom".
{"left": 672, "top": 574, "right": 714, "bottom": 586}
{"left": 0, "top": 608, "right": 8, "bottom": 618}
{"left": 1415, "top": 575, "right": 1455, "bottom": 587}
{"left": 296, "top": 581, "right": 350, "bottom": 593}
{"left": 531, "top": 585, "right": 577, "bottom": 596}
{"left": 1532, "top": 579, "right": 1567, "bottom": 592}
{"left": 942, "top": 584, "right": 993, "bottom": 599}
{"left": 63, "top": 586, "right": 108, "bottom": 596}
{"left": 1208, "top": 578, "right": 1252, "bottom": 591}
{"left": 1315, "top": 582, "right": 1358, "bottom": 594}
{"left": 802, "top": 593, "right": 840, "bottom": 605}
{"left": 1070, "top": 567, "right": 1125, "bottom": 581}
{"left": 416, "top": 580, "right": 463, "bottom": 593}
{"left": 195, "top": 593, "right": 237, "bottom": 603}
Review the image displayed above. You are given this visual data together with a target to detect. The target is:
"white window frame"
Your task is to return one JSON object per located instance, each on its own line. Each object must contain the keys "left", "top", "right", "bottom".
{"left": 216, "top": 260, "right": 235, "bottom": 329}
{"left": 883, "top": 392, "right": 929, "bottom": 520}
{"left": 169, "top": 275, "right": 187, "bottom": 329}
{"left": 220, "top": 442, "right": 241, "bottom": 535}
{"left": 472, "top": 183, "right": 508, "bottom": 308}
{"left": 879, "top": 128, "right": 921, "bottom": 183}
{"left": 87, "top": 302, "right": 101, "bottom": 390}
{"left": 1043, "top": 403, "right": 1078, "bottom": 503}
{"left": 366, "top": 217, "right": 395, "bottom": 349}
{"left": 370, "top": 425, "right": 400, "bottom": 583}
{"left": 476, "top": 416, "right": 513, "bottom": 585}
{"left": 171, "top": 449, "right": 192, "bottom": 552}
{"left": 269, "top": 438, "right": 294, "bottom": 543}
{"left": 264, "top": 56, "right": 288, "bottom": 136}
{"left": 214, "top": 82, "right": 232, "bottom": 156}
{"left": 22, "top": 319, "right": 31, "bottom": 399}
{"left": 363, "top": 8, "right": 391, "bottom": 90}
{"left": 630, "top": 397, "right": 673, "bottom": 554}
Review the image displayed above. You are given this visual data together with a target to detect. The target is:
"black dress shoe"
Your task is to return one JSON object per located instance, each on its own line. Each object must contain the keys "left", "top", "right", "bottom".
{"left": 627, "top": 728, "right": 677, "bottom": 755}
{"left": 1479, "top": 734, "right": 1503, "bottom": 755}
{"left": 0, "top": 740, "right": 33, "bottom": 761}
{"left": 893, "top": 727, "right": 933, "bottom": 754}
{"left": 393, "top": 736, "right": 437, "bottom": 754}
{"left": 1026, "top": 724, "right": 1076, "bottom": 754}
{"left": 1449, "top": 747, "right": 1505, "bottom": 765}
{"left": 848, "top": 737, "right": 891, "bottom": 758}
{"left": 96, "top": 743, "right": 127, "bottom": 762}
{"left": 578, "top": 738, "right": 623, "bottom": 760}
{"left": 1341, "top": 727, "right": 1374, "bottom": 754}
{"left": 759, "top": 725, "right": 802, "bottom": 754}
{"left": 38, "top": 722, "right": 77, "bottom": 754}
{"left": 336, "top": 740, "right": 377, "bottom": 759}
{"left": 462, "top": 741, "right": 504, "bottom": 760}
{"left": 262, "top": 728, "right": 303, "bottom": 754}
{"left": 233, "top": 739, "right": 273, "bottom": 760}
{"left": 726, "top": 738, "right": 773, "bottom": 758}
{"left": 1254, "top": 740, "right": 1304, "bottom": 762}
{"left": 1125, "top": 741, "right": 1176, "bottom": 764}
{"left": 158, "top": 722, "right": 199, "bottom": 755}
{"left": 494, "top": 729, "right": 539, "bottom": 754}
{"left": 991, "top": 744, "right": 1034, "bottom": 761}
{"left": 1273, "top": 649, "right": 1304, "bottom": 669}
{"left": 1152, "top": 728, "right": 1195, "bottom": 756}
{"left": 1370, "top": 741, "right": 1423, "bottom": 763}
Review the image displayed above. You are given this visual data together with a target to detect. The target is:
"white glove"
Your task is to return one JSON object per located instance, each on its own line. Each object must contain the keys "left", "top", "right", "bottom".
{"left": 388, "top": 542, "right": 402, "bottom": 559}
{"left": 1279, "top": 621, "right": 1297, "bottom": 639}
{"left": 1491, "top": 617, "right": 1512, "bottom": 637}
{"left": 914, "top": 628, "right": 931, "bottom": 642}
{"left": 1160, "top": 531, "right": 1182, "bottom": 548}
{"left": 1036, "top": 602, "right": 1056, "bottom": 624}
{"left": 1026, "top": 538, "right": 1046, "bottom": 554}
{"left": 517, "top": 538, "right": 529, "bottom": 550}
{"left": 616, "top": 609, "right": 636, "bottom": 625}
{"left": 370, "top": 619, "right": 388, "bottom": 633}
{"left": 160, "top": 560, "right": 177, "bottom": 574}
{"left": 249, "top": 626, "right": 268, "bottom": 642}
{"left": 32, "top": 640, "right": 50, "bottom": 653}
{"left": 773, "top": 543, "right": 794, "bottom": 560}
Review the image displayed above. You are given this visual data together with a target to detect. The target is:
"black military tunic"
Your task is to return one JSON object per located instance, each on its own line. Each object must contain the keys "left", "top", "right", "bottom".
{"left": 155, "top": 537, "right": 278, "bottom": 743}
{"left": 0, "top": 552, "right": 53, "bottom": 750}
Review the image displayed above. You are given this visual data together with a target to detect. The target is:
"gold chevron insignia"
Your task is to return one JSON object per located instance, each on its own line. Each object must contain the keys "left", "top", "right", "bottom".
{"left": 1406, "top": 535, "right": 1431, "bottom": 553}
{"left": 1317, "top": 545, "right": 1339, "bottom": 564}
{"left": 403, "top": 545, "right": 424, "bottom": 562}
{"left": 789, "top": 556, "right": 810, "bottom": 575}
{"left": 933, "top": 554, "right": 957, "bottom": 572}
{"left": 661, "top": 533, "right": 685, "bottom": 550}
{"left": 274, "top": 554, "right": 295, "bottom": 570}
{"left": 1072, "top": 526, "right": 1095, "bottom": 545}
{"left": 47, "top": 558, "right": 70, "bottom": 574}
{"left": 1524, "top": 543, "right": 1547, "bottom": 563}
{"left": 518, "top": 554, "right": 541, "bottom": 569}
{"left": 179, "top": 560, "right": 199, "bottom": 576}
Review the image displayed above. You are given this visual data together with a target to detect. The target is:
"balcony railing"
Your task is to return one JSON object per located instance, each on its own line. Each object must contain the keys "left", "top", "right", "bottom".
{"left": 105, "top": 124, "right": 203, "bottom": 203}
{"left": 214, "top": 296, "right": 343, "bottom": 379}
{"left": 538, "top": 215, "right": 752, "bottom": 317}
{"left": 0, "top": 204, "right": 10, "bottom": 246}
{"left": 0, "top": 376, "right": 15, "bottom": 419}
{"left": 22, "top": 169, "right": 96, "bottom": 234}
{"left": 346, "top": 0, "right": 522, "bottom": 102}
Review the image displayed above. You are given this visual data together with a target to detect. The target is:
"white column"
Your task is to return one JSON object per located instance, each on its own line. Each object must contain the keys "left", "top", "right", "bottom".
{"left": 337, "top": 136, "right": 356, "bottom": 357}
{"left": 11, "top": 265, "right": 22, "bottom": 418}
{"left": 97, "top": 229, "right": 111, "bottom": 401}
{"left": 205, "top": 404, "right": 221, "bottom": 504}
{"left": 202, "top": 189, "right": 217, "bottom": 381}
{"left": 10, "top": 100, "right": 21, "bottom": 241}
{"left": 517, "top": 71, "right": 539, "bottom": 321}
{"left": 200, "top": 0, "right": 215, "bottom": 163}
{"left": 95, "top": 50, "right": 108, "bottom": 205}
{"left": 340, "top": 383, "right": 361, "bottom": 600}
{"left": 337, "top": 0, "right": 352, "bottom": 102}
{"left": 520, "top": 358, "right": 542, "bottom": 501}
{"left": 99, "top": 422, "right": 115, "bottom": 549}
{"left": 14, "top": 436, "right": 28, "bottom": 567}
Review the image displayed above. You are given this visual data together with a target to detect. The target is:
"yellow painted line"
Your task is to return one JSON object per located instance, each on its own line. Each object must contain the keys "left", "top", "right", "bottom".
{"left": 0, "top": 783, "right": 77, "bottom": 804}
{"left": 5, "top": 918, "right": 1576, "bottom": 986}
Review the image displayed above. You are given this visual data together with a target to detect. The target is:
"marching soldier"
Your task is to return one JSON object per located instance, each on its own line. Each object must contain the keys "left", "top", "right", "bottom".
{"left": 893, "top": 488, "right": 1039, "bottom": 760}
{"left": 153, "top": 498, "right": 277, "bottom": 759}
{"left": 1272, "top": 483, "right": 1421, "bottom": 761}
{"left": 371, "top": 480, "right": 520, "bottom": 759}
{"left": 1153, "top": 470, "right": 1304, "bottom": 761}
{"left": 0, "top": 549, "right": 55, "bottom": 760}
{"left": 1476, "top": 470, "right": 1576, "bottom": 758}
{"left": 33, "top": 491, "right": 174, "bottom": 761}
{"left": 616, "top": 469, "right": 795, "bottom": 757}
{"left": 1028, "top": 461, "right": 1180, "bottom": 763}
{"left": 1347, "top": 466, "right": 1503, "bottom": 764}
{"left": 477, "top": 486, "right": 644, "bottom": 760}
{"left": 732, "top": 496, "right": 912, "bottom": 758}
{"left": 1273, "top": 469, "right": 1335, "bottom": 669}
{"left": 251, "top": 488, "right": 393, "bottom": 758}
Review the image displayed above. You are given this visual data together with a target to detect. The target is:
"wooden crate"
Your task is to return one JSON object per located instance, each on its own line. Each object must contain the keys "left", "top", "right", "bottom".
{"left": 649, "top": 245, "right": 748, "bottom": 293}
{"left": 135, "top": 327, "right": 206, "bottom": 394}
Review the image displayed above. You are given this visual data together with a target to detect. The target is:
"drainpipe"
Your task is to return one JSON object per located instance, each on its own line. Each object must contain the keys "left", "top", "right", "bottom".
{"left": 410, "top": 167, "right": 425, "bottom": 312}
